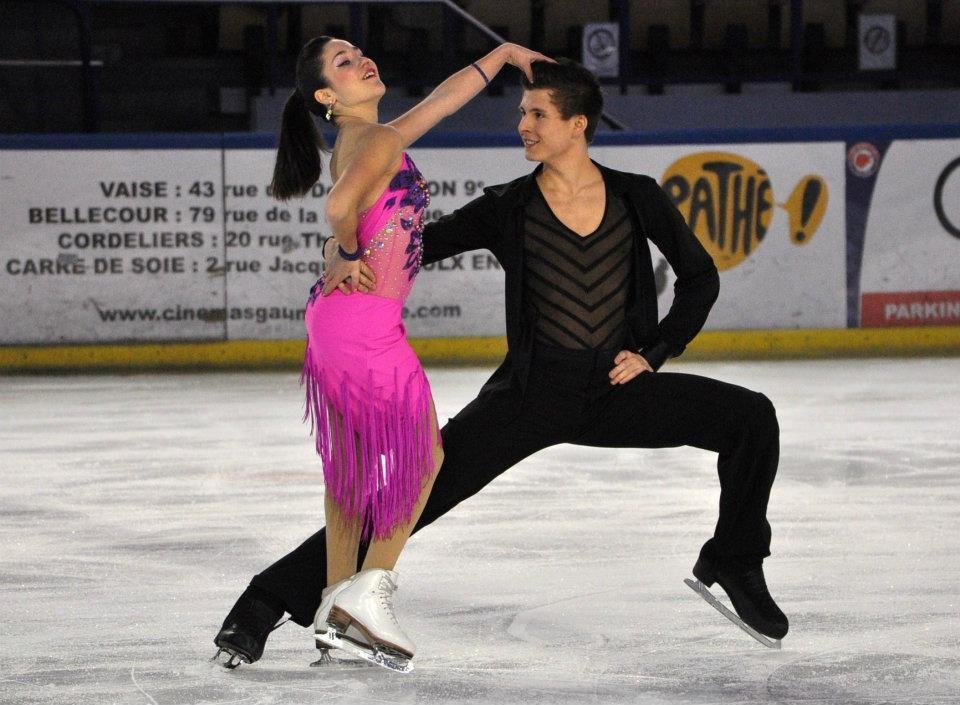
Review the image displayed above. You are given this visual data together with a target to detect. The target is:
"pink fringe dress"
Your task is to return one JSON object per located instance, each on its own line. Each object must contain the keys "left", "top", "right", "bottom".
{"left": 302, "top": 152, "right": 438, "bottom": 541}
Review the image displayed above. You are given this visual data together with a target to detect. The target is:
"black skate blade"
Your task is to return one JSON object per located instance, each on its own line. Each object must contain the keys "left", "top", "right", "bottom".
{"left": 684, "top": 578, "right": 782, "bottom": 650}
{"left": 315, "top": 628, "right": 413, "bottom": 673}
{"left": 211, "top": 647, "right": 247, "bottom": 669}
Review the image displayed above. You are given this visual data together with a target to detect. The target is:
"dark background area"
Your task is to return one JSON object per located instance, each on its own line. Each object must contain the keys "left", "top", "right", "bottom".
{"left": 1, "top": 0, "right": 958, "bottom": 134}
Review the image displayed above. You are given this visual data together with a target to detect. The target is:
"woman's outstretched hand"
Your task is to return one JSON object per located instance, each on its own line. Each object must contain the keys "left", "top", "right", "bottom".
{"left": 500, "top": 43, "right": 554, "bottom": 82}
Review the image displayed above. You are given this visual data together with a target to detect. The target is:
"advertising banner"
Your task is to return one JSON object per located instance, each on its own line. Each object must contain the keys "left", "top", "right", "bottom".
{"left": 0, "top": 143, "right": 530, "bottom": 344}
{"left": 1, "top": 133, "right": 955, "bottom": 346}
{"left": 0, "top": 149, "right": 224, "bottom": 344}
{"left": 592, "top": 142, "right": 845, "bottom": 330}
{"left": 856, "top": 139, "right": 960, "bottom": 327}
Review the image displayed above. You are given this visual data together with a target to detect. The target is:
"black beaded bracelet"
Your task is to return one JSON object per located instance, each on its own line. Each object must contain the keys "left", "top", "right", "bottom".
{"left": 338, "top": 244, "right": 362, "bottom": 261}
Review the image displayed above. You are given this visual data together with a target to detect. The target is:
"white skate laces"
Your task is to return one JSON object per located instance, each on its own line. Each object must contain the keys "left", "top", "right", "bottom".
{"left": 374, "top": 572, "right": 401, "bottom": 627}
{"left": 336, "top": 569, "right": 414, "bottom": 655}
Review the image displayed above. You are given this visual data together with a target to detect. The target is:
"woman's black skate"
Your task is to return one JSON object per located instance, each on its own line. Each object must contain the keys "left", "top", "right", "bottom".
{"left": 212, "top": 588, "right": 287, "bottom": 668}
{"left": 686, "top": 552, "right": 788, "bottom": 648}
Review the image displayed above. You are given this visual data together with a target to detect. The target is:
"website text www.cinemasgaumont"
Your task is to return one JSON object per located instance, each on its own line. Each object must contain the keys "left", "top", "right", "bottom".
{"left": 93, "top": 302, "right": 462, "bottom": 324}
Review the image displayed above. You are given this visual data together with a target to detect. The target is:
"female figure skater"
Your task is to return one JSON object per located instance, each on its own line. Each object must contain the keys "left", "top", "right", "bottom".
{"left": 263, "top": 36, "right": 547, "bottom": 671}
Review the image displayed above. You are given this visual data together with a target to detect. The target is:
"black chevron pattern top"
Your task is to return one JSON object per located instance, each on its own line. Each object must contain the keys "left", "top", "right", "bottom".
{"left": 523, "top": 184, "right": 634, "bottom": 349}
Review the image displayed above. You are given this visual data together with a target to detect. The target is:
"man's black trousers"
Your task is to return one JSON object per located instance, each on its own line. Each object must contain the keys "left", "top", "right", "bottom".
{"left": 250, "top": 346, "right": 780, "bottom": 626}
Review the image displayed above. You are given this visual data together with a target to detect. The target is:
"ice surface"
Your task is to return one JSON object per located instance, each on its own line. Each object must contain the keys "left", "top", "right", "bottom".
{"left": 2, "top": 358, "right": 959, "bottom": 705}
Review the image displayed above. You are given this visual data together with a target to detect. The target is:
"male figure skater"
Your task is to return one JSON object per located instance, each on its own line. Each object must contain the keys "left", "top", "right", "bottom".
{"left": 214, "top": 59, "right": 788, "bottom": 666}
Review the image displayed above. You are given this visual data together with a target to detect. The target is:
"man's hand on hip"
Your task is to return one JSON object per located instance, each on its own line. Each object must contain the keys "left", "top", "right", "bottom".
{"left": 608, "top": 350, "right": 653, "bottom": 385}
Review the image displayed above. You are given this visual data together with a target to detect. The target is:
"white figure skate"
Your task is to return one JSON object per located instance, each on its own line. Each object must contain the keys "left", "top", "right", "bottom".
{"left": 311, "top": 577, "right": 357, "bottom": 666}
{"left": 318, "top": 568, "right": 415, "bottom": 673}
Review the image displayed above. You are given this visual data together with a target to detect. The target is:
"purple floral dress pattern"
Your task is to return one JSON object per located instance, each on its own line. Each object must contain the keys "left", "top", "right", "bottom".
{"left": 308, "top": 153, "right": 430, "bottom": 304}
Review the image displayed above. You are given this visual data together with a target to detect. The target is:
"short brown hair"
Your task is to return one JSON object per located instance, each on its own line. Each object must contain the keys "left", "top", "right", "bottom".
{"left": 521, "top": 58, "right": 603, "bottom": 142}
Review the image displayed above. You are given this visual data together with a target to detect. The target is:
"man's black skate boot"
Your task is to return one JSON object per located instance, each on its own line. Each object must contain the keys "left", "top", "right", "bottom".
{"left": 212, "top": 587, "right": 286, "bottom": 668}
{"left": 692, "top": 550, "right": 788, "bottom": 640}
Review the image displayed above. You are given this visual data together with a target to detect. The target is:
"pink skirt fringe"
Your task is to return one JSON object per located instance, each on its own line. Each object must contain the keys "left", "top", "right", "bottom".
{"left": 301, "top": 293, "right": 437, "bottom": 541}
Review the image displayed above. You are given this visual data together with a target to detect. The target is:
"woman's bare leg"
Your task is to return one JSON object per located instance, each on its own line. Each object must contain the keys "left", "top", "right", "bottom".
{"left": 325, "top": 494, "right": 363, "bottom": 586}
{"left": 324, "top": 396, "right": 443, "bottom": 584}
{"left": 362, "top": 396, "right": 443, "bottom": 571}
{"left": 324, "top": 406, "right": 363, "bottom": 587}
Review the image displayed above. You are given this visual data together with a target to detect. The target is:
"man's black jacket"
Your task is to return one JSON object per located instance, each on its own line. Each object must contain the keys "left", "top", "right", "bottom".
{"left": 421, "top": 160, "right": 719, "bottom": 394}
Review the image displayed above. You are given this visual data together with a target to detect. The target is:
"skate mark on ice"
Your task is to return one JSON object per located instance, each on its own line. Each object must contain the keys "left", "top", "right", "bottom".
{"left": 765, "top": 651, "right": 960, "bottom": 703}
{"left": 130, "top": 667, "right": 159, "bottom": 705}
{"left": 507, "top": 589, "right": 619, "bottom": 646}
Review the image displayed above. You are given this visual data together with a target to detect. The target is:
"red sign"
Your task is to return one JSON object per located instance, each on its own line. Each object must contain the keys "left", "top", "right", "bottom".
{"left": 861, "top": 291, "right": 960, "bottom": 327}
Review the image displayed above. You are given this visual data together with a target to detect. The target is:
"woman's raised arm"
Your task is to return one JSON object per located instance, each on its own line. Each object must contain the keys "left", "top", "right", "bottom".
{"left": 387, "top": 43, "right": 551, "bottom": 148}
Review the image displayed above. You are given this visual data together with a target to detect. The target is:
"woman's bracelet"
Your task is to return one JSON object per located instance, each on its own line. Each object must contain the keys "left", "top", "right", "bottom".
{"left": 471, "top": 61, "right": 490, "bottom": 86}
{"left": 337, "top": 244, "right": 362, "bottom": 261}
{"left": 321, "top": 236, "right": 334, "bottom": 260}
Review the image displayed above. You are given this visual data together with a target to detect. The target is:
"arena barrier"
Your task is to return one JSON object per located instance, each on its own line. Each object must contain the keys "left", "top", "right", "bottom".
{"left": 1, "top": 126, "right": 958, "bottom": 372}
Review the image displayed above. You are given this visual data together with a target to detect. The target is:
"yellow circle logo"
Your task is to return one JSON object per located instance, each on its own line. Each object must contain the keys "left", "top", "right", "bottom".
{"left": 662, "top": 152, "right": 828, "bottom": 271}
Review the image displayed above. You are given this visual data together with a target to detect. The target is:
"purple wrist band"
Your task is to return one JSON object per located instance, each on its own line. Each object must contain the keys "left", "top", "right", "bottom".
{"left": 471, "top": 62, "right": 490, "bottom": 86}
{"left": 338, "top": 244, "right": 362, "bottom": 261}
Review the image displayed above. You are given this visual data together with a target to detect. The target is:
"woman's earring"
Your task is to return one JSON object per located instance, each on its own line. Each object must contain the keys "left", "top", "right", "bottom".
{"left": 325, "top": 103, "right": 333, "bottom": 121}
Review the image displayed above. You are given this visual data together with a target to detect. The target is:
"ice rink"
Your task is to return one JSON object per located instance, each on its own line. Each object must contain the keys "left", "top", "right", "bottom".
{"left": 2, "top": 357, "right": 959, "bottom": 705}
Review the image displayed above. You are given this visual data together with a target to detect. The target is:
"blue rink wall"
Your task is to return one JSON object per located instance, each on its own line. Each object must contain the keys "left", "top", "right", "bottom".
{"left": 1, "top": 125, "right": 958, "bottom": 371}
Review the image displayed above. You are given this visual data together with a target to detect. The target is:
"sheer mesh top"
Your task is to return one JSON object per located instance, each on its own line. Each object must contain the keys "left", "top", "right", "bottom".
{"left": 523, "top": 183, "right": 634, "bottom": 349}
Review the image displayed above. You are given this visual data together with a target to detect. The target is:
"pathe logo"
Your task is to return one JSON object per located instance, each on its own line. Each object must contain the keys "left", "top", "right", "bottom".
{"left": 661, "top": 152, "right": 828, "bottom": 271}
{"left": 847, "top": 142, "right": 881, "bottom": 177}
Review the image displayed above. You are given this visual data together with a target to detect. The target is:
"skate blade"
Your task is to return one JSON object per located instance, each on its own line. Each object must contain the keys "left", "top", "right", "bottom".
{"left": 314, "top": 628, "right": 413, "bottom": 673}
{"left": 311, "top": 633, "right": 376, "bottom": 670}
{"left": 309, "top": 647, "right": 376, "bottom": 669}
{"left": 684, "top": 578, "right": 782, "bottom": 650}
{"left": 211, "top": 647, "right": 246, "bottom": 669}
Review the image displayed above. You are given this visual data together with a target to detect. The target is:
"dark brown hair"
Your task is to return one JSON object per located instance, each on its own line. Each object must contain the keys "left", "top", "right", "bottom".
{"left": 521, "top": 58, "right": 603, "bottom": 143}
{"left": 270, "top": 36, "right": 335, "bottom": 201}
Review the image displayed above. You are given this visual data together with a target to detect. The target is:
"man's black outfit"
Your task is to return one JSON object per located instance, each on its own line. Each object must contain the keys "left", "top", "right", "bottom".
{"left": 215, "top": 163, "right": 787, "bottom": 659}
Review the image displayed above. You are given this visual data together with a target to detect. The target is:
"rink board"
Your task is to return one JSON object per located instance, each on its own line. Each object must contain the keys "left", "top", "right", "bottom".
{"left": 2, "top": 327, "right": 958, "bottom": 373}
{"left": 1, "top": 126, "right": 958, "bottom": 368}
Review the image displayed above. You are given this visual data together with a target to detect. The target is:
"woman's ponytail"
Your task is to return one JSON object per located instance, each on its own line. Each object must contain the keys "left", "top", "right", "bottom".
{"left": 270, "top": 90, "right": 328, "bottom": 201}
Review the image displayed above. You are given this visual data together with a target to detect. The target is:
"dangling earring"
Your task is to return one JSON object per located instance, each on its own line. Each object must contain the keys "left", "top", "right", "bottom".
{"left": 325, "top": 102, "right": 334, "bottom": 121}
